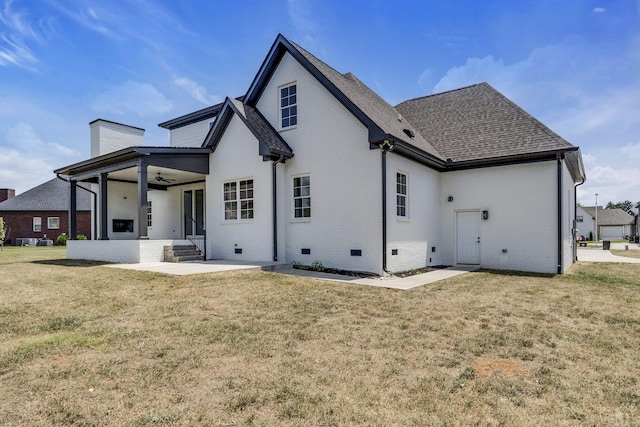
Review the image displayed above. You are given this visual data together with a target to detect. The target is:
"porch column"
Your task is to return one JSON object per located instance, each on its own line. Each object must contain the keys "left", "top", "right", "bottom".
{"left": 69, "top": 179, "right": 77, "bottom": 240}
{"left": 137, "top": 161, "right": 149, "bottom": 239}
{"left": 99, "top": 172, "right": 109, "bottom": 240}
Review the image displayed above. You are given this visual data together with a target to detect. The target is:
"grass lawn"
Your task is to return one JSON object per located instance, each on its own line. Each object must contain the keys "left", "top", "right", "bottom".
{"left": 1, "top": 246, "right": 639, "bottom": 426}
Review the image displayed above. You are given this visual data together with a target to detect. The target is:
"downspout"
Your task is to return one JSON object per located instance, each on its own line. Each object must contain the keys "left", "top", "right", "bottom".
{"left": 557, "top": 154, "right": 563, "bottom": 274}
{"left": 57, "top": 174, "right": 98, "bottom": 240}
{"left": 272, "top": 154, "right": 285, "bottom": 261}
{"left": 574, "top": 178, "right": 586, "bottom": 262}
{"left": 381, "top": 140, "right": 395, "bottom": 274}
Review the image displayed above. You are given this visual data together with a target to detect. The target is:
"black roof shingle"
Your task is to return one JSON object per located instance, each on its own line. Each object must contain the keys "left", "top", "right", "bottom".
{"left": 0, "top": 178, "right": 92, "bottom": 212}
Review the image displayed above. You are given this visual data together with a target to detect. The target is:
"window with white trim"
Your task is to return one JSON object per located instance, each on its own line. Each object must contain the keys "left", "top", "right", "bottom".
{"left": 576, "top": 216, "right": 583, "bottom": 223}
{"left": 224, "top": 179, "right": 254, "bottom": 220}
{"left": 33, "top": 217, "right": 42, "bottom": 232}
{"left": 293, "top": 175, "right": 310, "bottom": 218}
{"left": 280, "top": 83, "right": 297, "bottom": 128}
{"left": 396, "top": 172, "right": 407, "bottom": 217}
{"left": 147, "top": 201, "right": 152, "bottom": 227}
{"left": 47, "top": 217, "right": 60, "bottom": 229}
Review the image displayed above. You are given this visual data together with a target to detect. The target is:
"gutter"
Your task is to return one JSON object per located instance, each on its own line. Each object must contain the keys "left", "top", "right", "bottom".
{"left": 574, "top": 177, "right": 586, "bottom": 262}
{"left": 272, "top": 154, "right": 285, "bottom": 261}
{"left": 557, "top": 154, "right": 563, "bottom": 274}
{"left": 381, "top": 141, "right": 396, "bottom": 274}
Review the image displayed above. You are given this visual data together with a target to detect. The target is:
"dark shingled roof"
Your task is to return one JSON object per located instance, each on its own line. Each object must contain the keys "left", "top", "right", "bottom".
{"left": 396, "top": 83, "right": 575, "bottom": 162}
{"left": 0, "top": 178, "right": 92, "bottom": 212}
{"left": 582, "top": 207, "right": 635, "bottom": 226}
{"left": 204, "top": 97, "right": 293, "bottom": 158}
{"left": 287, "top": 39, "right": 441, "bottom": 159}
{"left": 229, "top": 98, "right": 294, "bottom": 157}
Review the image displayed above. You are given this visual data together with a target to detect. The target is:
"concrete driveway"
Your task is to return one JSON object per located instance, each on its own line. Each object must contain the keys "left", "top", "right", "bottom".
{"left": 577, "top": 247, "right": 640, "bottom": 264}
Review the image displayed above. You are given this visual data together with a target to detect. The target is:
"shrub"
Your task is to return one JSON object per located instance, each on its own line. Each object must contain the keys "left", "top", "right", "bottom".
{"left": 56, "top": 233, "right": 67, "bottom": 246}
{"left": 76, "top": 234, "right": 87, "bottom": 240}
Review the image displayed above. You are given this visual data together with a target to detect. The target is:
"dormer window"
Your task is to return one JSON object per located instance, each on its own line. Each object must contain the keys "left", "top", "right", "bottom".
{"left": 280, "top": 83, "right": 297, "bottom": 128}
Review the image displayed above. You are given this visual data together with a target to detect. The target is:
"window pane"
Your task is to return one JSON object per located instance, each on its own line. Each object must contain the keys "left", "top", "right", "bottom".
{"left": 289, "top": 85, "right": 296, "bottom": 95}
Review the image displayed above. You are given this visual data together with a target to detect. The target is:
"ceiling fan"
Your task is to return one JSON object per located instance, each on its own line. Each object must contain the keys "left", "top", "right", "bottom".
{"left": 155, "top": 172, "right": 176, "bottom": 184}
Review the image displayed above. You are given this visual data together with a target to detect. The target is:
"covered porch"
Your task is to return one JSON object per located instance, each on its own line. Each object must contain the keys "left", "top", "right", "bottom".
{"left": 55, "top": 146, "right": 211, "bottom": 263}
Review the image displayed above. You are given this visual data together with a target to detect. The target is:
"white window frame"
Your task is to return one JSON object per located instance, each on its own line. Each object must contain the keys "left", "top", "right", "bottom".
{"left": 147, "top": 201, "right": 152, "bottom": 228}
{"left": 33, "top": 217, "right": 42, "bottom": 232}
{"left": 47, "top": 217, "right": 60, "bottom": 230}
{"left": 223, "top": 178, "right": 254, "bottom": 221}
{"left": 396, "top": 171, "right": 408, "bottom": 219}
{"left": 293, "top": 175, "right": 311, "bottom": 219}
{"left": 280, "top": 82, "right": 297, "bottom": 129}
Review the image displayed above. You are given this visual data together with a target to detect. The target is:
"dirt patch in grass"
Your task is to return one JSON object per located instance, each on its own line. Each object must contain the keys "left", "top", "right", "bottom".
{"left": 1, "top": 247, "right": 640, "bottom": 425}
{"left": 473, "top": 358, "right": 529, "bottom": 378}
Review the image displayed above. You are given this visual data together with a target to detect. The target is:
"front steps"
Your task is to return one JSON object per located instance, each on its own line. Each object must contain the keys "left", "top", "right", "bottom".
{"left": 163, "top": 244, "right": 204, "bottom": 262}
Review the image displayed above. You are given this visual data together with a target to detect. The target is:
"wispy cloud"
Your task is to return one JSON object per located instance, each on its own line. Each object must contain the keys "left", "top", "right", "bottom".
{"left": 173, "top": 77, "right": 222, "bottom": 106}
{"left": 0, "top": 122, "right": 81, "bottom": 193}
{"left": 287, "top": 0, "right": 324, "bottom": 55}
{"left": 90, "top": 81, "right": 173, "bottom": 117}
{"left": 593, "top": 7, "right": 606, "bottom": 13}
{"left": 0, "top": 0, "right": 42, "bottom": 69}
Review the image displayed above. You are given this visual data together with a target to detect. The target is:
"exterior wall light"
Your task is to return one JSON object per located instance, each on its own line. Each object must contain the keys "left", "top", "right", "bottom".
{"left": 482, "top": 210, "right": 489, "bottom": 220}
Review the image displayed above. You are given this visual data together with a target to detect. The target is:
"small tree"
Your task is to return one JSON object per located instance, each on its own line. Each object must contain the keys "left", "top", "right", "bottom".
{"left": 0, "top": 217, "right": 5, "bottom": 251}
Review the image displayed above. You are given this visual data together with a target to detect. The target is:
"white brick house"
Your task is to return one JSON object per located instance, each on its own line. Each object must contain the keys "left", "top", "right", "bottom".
{"left": 55, "top": 34, "right": 586, "bottom": 274}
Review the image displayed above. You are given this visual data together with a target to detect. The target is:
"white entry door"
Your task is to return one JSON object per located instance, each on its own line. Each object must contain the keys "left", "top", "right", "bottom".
{"left": 457, "top": 211, "right": 480, "bottom": 265}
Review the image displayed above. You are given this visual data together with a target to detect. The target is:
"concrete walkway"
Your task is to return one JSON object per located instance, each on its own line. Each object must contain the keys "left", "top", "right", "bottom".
{"left": 107, "top": 260, "right": 478, "bottom": 290}
{"left": 577, "top": 248, "right": 640, "bottom": 264}
{"left": 277, "top": 265, "right": 479, "bottom": 290}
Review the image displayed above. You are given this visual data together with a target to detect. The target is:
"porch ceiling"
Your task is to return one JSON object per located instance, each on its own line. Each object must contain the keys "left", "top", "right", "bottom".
{"left": 100, "top": 165, "right": 205, "bottom": 189}
{"left": 54, "top": 146, "right": 211, "bottom": 188}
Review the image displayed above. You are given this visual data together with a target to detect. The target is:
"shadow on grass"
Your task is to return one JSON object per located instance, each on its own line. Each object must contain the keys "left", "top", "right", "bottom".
{"left": 475, "top": 268, "right": 556, "bottom": 279}
{"left": 32, "top": 259, "right": 112, "bottom": 267}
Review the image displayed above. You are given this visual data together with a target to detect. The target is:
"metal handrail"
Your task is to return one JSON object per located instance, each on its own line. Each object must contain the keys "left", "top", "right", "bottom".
{"left": 184, "top": 213, "right": 206, "bottom": 258}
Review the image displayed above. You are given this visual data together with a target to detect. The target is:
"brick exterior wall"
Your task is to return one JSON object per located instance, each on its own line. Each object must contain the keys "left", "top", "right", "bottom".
{"left": 0, "top": 211, "right": 92, "bottom": 244}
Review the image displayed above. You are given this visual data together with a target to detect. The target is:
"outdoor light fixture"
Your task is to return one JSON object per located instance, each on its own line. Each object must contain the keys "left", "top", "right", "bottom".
{"left": 482, "top": 210, "right": 489, "bottom": 220}
{"left": 447, "top": 196, "right": 454, "bottom": 202}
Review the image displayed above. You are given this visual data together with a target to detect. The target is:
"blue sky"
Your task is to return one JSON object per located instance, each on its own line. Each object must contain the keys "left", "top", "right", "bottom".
{"left": 1, "top": 0, "right": 639, "bottom": 207}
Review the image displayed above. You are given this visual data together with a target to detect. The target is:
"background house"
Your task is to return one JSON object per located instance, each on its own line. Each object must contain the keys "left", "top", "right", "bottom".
{"left": 579, "top": 205, "right": 635, "bottom": 241}
{"left": 0, "top": 178, "right": 93, "bottom": 245}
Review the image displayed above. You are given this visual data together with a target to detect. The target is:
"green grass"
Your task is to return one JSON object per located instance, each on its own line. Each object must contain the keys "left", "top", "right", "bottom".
{"left": 1, "top": 246, "right": 639, "bottom": 425}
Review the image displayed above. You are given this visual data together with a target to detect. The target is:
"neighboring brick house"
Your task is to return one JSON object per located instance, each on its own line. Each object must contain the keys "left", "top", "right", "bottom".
{"left": 55, "top": 34, "right": 586, "bottom": 274}
{"left": 0, "top": 178, "right": 92, "bottom": 245}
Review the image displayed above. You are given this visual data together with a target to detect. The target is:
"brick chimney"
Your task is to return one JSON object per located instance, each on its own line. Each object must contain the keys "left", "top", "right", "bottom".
{"left": 0, "top": 188, "right": 15, "bottom": 203}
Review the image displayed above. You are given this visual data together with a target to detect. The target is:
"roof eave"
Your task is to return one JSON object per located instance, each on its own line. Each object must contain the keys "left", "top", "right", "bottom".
{"left": 446, "top": 147, "right": 582, "bottom": 173}
{"left": 54, "top": 146, "right": 212, "bottom": 176}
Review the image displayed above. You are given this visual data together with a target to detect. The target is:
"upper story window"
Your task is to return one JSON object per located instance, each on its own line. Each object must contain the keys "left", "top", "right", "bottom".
{"left": 224, "top": 179, "right": 254, "bottom": 220}
{"left": 293, "top": 175, "right": 310, "bottom": 218}
{"left": 280, "top": 83, "right": 297, "bottom": 128}
{"left": 396, "top": 172, "right": 407, "bottom": 217}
